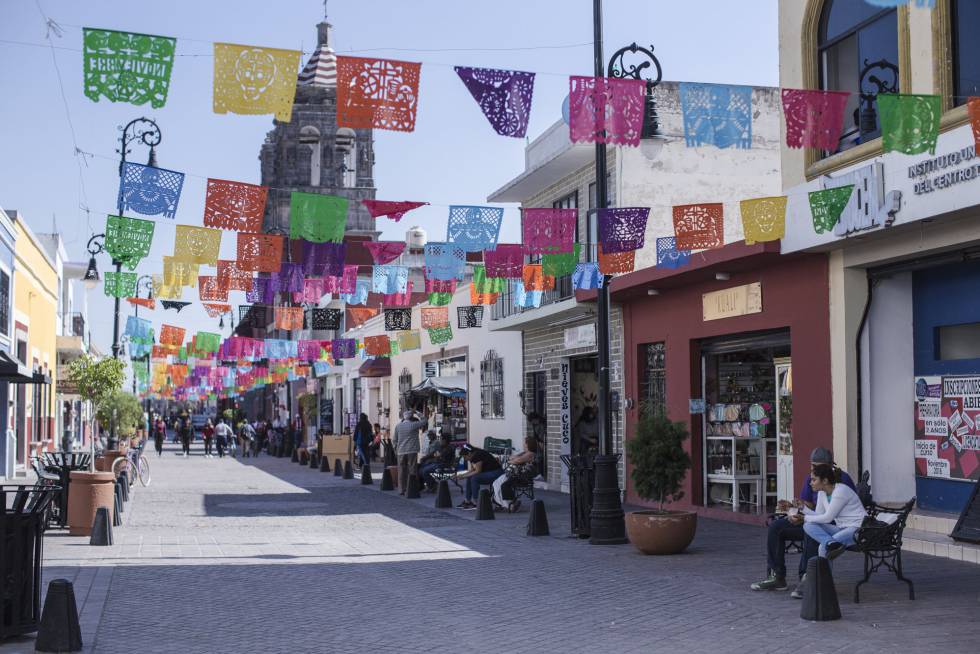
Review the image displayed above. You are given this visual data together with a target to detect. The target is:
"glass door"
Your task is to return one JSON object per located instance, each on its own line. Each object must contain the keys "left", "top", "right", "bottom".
{"left": 774, "top": 358, "right": 794, "bottom": 503}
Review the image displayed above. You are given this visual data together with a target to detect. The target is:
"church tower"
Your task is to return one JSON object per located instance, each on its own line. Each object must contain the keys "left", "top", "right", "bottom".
{"left": 259, "top": 19, "right": 377, "bottom": 238}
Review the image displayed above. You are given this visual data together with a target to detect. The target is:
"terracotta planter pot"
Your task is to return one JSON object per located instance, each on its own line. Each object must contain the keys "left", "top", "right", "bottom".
{"left": 67, "top": 471, "right": 116, "bottom": 536}
{"left": 625, "top": 510, "right": 697, "bottom": 555}
{"left": 101, "top": 450, "right": 126, "bottom": 476}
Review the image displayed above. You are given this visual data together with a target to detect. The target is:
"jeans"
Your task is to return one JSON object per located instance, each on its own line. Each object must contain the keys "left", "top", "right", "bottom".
{"left": 803, "top": 522, "right": 858, "bottom": 558}
{"left": 181, "top": 435, "right": 190, "bottom": 455}
{"left": 204, "top": 438, "right": 213, "bottom": 456}
{"left": 216, "top": 440, "right": 225, "bottom": 458}
{"left": 465, "top": 470, "right": 504, "bottom": 502}
{"left": 766, "top": 518, "right": 818, "bottom": 579}
{"left": 398, "top": 453, "right": 418, "bottom": 493}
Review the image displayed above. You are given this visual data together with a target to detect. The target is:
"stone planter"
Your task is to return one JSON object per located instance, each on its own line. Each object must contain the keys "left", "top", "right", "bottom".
{"left": 625, "top": 510, "right": 697, "bottom": 555}
{"left": 66, "top": 471, "right": 116, "bottom": 536}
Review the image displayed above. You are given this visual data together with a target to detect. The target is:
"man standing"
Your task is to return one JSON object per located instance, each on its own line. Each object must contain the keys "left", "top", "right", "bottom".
{"left": 392, "top": 411, "right": 426, "bottom": 495}
{"left": 214, "top": 419, "right": 233, "bottom": 458}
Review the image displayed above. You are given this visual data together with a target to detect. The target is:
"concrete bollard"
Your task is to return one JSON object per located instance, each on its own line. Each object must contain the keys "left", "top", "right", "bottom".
{"left": 361, "top": 463, "right": 373, "bottom": 485}
{"left": 342, "top": 460, "right": 354, "bottom": 480}
{"left": 114, "top": 480, "right": 125, "bottom": 513}
{"left": 309, "top": 452, "right": 318, "bottom": 468}
{"left": 434, "top": 479, "right": 453, "bottom": 508}
{"left": 291, "top": 448, "right": 299, "bottom": 463}
{"left": 800, "top": 557, "right": 842, "bottom": 621}
{"left": 34, "top": 579, "right": 83, "bottom": 652}
{"left": 89, "top": 507, "right": 113, "bottom": 546}
{"left": 380, "top": 468, "right": 395, "bottom": 491}
{"left": 118, "top": 473, "right": 130, "bottom": 502}
{"left": 320, "top": 455, "right": 332, "bottom": 473}
{"left": 112, "top": 492, "right": 123, "bottom": 527}
{"left": 476, "top": 488, "right": 495, "bottom": 520}
{"left": 406, "top": 474, "right": 422, "bottom": 499}
{"left": 333, "top": 458, "right": 343, "bottom": 476}
{"left": 527, "top": 500, "right": 550, "bottom": 536}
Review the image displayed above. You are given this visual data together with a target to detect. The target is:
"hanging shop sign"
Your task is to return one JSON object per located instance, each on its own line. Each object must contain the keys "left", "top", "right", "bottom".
{"left": 913, "top": 375, "right": 980, "bottom": 482}
{"left": 702, "top": 282, "right": 762, "bottom": 322}
{"left": 564, "top": 323, "right": 596, "bottom": 350}
{"left": 559, "top": 358, "right": 571, "bottom": 489}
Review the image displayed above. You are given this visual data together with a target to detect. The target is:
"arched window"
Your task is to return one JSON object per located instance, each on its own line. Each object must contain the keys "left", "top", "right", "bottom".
{"left": 298, "top": 125, "right": 321, "bottom": 187}
{"left": 818, "top": 0, "right": 899, "bottom": 151}
{"left": 952, "top": 0, "right": 980, "bottom": 103}
{"left": 480, "top": 350, "right": 504, "bottom": 420}
{"left": 334, "top": 128, "right": 357, "bottom": 188}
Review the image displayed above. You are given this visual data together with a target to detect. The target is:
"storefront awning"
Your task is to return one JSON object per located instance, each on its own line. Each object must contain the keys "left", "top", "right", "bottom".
{"left": 358, "top": 357, "right": 391, "bottom": 378}
{"left": 0, "top": 349, "right": 36, "bottom": 383}
{"left": 406, "top": 376, "right": 466, "bottom": 398}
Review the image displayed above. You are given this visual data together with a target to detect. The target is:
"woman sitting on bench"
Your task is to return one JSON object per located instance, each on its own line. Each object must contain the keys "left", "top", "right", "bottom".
{"left": 492, "top": 436, "right": 538, "bottom": 513}
{"left": 802, "top": 463, "right": 868, "bottom": 561}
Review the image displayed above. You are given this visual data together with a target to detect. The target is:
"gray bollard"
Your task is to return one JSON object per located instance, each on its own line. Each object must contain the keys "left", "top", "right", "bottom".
{"left": 434, "top": 479, "right": 453, "bottom": 508}
{"left": 114, "top": 481, "right": 125, "bottom": 513}
{"left": 527, "top": 500, "right": 550, "bottom": 536}
{"left": 405, "top": 474, "right": 421, "bottom": 499}
{"left": 333, "top": 458, "right": 343, "bottom": 476}
{"left": 361, "top": 463, "right": 373, "bottom": 485}
{"left": 800, "top": 557, "right": 841, "bottom": 621}
{"left": 475, "top": 488, "right": 495, "bottom": 520}
{"left": 380, "top": 468, "right": 395, "bottom": 491}
{"left": 342, "top": 460, "right": 354, "bottom": 480}
{"left": 320, "top": 455, "right": 331, "bottom": 473}
{"left": 112, "top": 492, "right": 123, "bottom": 527}
{"left": 34, "top": 579, "right": 83, "bottom": 652}
{"left": 291, "top": 448, "right": 299, "bottom": 463}
{"left": 90, "top": 507, "right": 113, "bottom": 546}
{"left": 118, "top": 472, "right": 129, "bottom": 501}
{"left": 309, "top": 451, "right": 318, "bottom": 468}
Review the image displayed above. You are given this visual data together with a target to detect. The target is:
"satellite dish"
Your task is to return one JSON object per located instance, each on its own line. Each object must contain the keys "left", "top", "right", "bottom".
{"left": 561, "top": 94, "right": 570, "bottom": 125}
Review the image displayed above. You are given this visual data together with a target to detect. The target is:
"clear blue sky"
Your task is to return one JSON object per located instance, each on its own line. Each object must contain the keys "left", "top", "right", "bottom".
{"left": 0, "top": 0, "right": 777, "bottom": 384}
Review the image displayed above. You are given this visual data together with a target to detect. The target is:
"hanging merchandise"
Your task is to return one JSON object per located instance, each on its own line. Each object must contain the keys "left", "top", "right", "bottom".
{"left": 203, "top": 178, "right": 268, "bottom": 232}
{"left": 372, "top": 265, "right": 409, "bottom": 294}
{"left": 124, "top": 315, "right": 152, "bottom": 339}
{"left": 740, "top": 196, "right": 788, "bottom": 245}
{"left": 198, "top": 276, "right": 229, "bottom": 302}
{"left": 446, "top": 205, "right": 504, "bottom": 252}
{"left": 680, "top": 82, "right": 753, "bottom": 149}
{"left": 384, "top": 308, "right": 412, "bottom": 331}
{"left": 311, "top": 307, "right": 343, "bottom": 330}
{"left": 780, "top": 89, "right": 850, "bottom": 150}
{"left": 655, "top": 237, "right": 691, "bottom": 269}
{"left": 542, "top": 244, "right": 581, "bottom": 277}
{"left": 384, "top": 280, "right": 414, "bottom": 307}
{"left": 427, "top": 325, "right": 453, "bottom": 345}
{"left": 457, "top": 306, "right": 484, "bottom": 329}
{"left": 82, "top": 28, "right": 176, "bottom": 108}
{"left": 424, "top": 242, "right": 466, "bottom": 281}
{"left": 673, "top": 203, "right": 725, "bottom": 251}
{"left": 469, "top": 283, "right": 499, "bottom": 305}
{"left": 126, "top": 297, "right": 156, "bottom": 310}
{"left": 473, "top": 265, "right": 505, "bottom": 294}
{"left": 331, "top": 338, "right": 357, "bottom": 360}
{"left": 397, "top": 330, "right": 421, "bottom": 351}
{"left": 163, "top": 256, "right": 199, "bottom": 287}
{"left": 522, "top": 208, "right": 577, "bottom": 254}
{"left": 213, "top": 43, "right": 302, "bottom": 122}
{"left": 568, "top": 76, "right": 646, "bottom": 147}
{"left": 428, "top": 292, "right": 452, "bottom": 306}
{"left": 572, "top": 262, "right": 603, "bottom": 290}
{"left": 302, "top": 241, "right": 347, "bottom": 277}
{"left": 597, "top": 244, "right": 635, "bottom": 275}
{"left": 275, "top": 306, "right": 304, "bottom": 330}
{"left": 364, "top": 335, "right": 391, "bottom": 357}
{"left": 290, "top": 192, "right": 348, "bottom": 242}
{"left": 105, "top": 214, "right": 154, "bottom": 270}
{"left": 513, "top": 280, "right": 542, "bottom": 308}
{"left": 160, "top": 324, "right": 186, "bottom": 346}
{"left": 364, "top": 241, "right": 406, "bottom": 265}
{"left": 161, "top": 300, "right": 190, "bottom": 312}
{"left": 336, "top": 56, "right": 422, "bottom": 132}
{"left": 118, "top": 162, "right": 185, "bottom": 219}
{"left": 808, "top": 185, "right": 855, "bottom": 235}
{"left": 877, "top": 94, "right": 942, "bottom": 155}
{"left": 347, "top": 306, "right": 379, "bottom": 328}
{"left": 597, "top": 207, "right": 650, "bottom": 253}
{"left": 483, "top": 244, "right": 524, "bottom": 279}
{"left": 103, "top": 271, "right": 137, "bottom": 298}
{"left": 361, "top": 199, "right": 428, "bottom": 222}
{"left": 216, "top": 259, "right": 254, "bottom": 292}
{"left": 454, "top": 66, "right": 535, "bottom": 138}
{"left": 968, "top": 97, "right": 980, "bottom": 152}
{"left": 421, "top": 306, "right": 450, "bottom": 329}
{"left": 522, "top": 264, "right": 555, "bottom": 291}
{"left": 173, "top": 225, "right": 222, "bottom": 265}
{"left": 236, "top": 233, "right": 284, "bottom": 272}
{"left": 202, "top": 303, "right": 231, "bottom": 318}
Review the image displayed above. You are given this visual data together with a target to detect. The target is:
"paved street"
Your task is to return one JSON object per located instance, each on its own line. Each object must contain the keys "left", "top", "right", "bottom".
{"left": 4, "top": 441, "right": 980, "bottom": 654}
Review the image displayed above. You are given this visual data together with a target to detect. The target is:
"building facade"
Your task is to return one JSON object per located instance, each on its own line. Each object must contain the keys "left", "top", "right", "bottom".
{"left": 0, "top": 208, "right": 17, "bottom": 478}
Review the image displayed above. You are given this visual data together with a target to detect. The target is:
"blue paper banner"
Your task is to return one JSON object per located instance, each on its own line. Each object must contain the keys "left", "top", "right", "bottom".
{"left": 341, "top": 279, "right": 371, "bottom": 306}
{"left": 117, "top": 161, "right": 185, "bottom": 218}
{"left": 424, "top": 242, "right": 467, "bottom": 281}
{"left": 372, "top": 265, "right": 409, "bottom": 294}
{"left": 656, "top": 237, "right": 692, "bottom": 269}
{"left": 446, "top": 206, "right": 504, "bottom": 252}
{"left": 513, "top": 280, "right": 542, "bottom": 308}
{"left": 572, "top": 263, "right": 603, "bottom": 290}
{"left": 680, "top": 82, "right": 753, "bottom": 149}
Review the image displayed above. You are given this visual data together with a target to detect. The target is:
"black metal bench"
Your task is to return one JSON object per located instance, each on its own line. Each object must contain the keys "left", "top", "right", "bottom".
{"left": 503, "top": 461, "right": 536, "bottom": 504}
{"left": 428, "top": 456, "right": 463, "bottom": 493}
{"left": 849, "top": 497, "right": 916, "bottom": 603}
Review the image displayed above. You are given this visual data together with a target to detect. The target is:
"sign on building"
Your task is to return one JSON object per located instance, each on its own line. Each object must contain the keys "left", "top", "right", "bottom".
{"left": 702, "top": 282, "right": 763, "bottom": 322}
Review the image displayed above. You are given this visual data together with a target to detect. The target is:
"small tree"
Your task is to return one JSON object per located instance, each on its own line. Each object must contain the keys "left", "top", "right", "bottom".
{"left": 68, "top": 355, "right": 126, "bottom": 446}
{"left": 96, "top": 391, "right": 144, "bottom": 438}
{"left": 626, "top": 404, "right": 692, "bottom": 512}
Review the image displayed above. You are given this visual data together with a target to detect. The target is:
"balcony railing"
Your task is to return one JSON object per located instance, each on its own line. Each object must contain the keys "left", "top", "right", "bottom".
{"left": 491, "top": 273, "right": 574, "bottom": 321}
{"left": 62, "top": 312, "right": 87, "bottom": 342}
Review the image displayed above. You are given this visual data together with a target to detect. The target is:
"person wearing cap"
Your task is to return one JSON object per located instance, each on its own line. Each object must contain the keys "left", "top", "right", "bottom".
{"left": 455, "top": 444, "right": 503, "bottom": 510}
{"left": 392, "top": 410, "right": 426, "bottom": 495}
{"left": 751, "top": 446, "right": 856, "bottom": 597}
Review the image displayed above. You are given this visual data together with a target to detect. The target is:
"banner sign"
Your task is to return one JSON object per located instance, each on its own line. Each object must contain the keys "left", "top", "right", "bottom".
{"left": 913, "top": 375, "right": 980, "bottom": 482}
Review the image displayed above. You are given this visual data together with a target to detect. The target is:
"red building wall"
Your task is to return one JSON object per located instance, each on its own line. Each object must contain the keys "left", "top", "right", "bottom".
{"left": 617, "top": 250, "right": 832, "bottom": 523}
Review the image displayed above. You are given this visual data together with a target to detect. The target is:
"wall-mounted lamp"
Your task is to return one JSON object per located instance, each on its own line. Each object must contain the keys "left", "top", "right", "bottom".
{"left": 647, "top": 289, "right": 659, "bottom": 296}
{"left": 715, "top": 272, "right": 730, "bottom": 281}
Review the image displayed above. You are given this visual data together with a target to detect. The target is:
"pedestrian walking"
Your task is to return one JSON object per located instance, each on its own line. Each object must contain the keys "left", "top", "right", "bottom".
{"left": 154, "top": 415, "right": 166, "bottom": 457}
{"left": 215, "top": 419, "right": 233, "bottom": 458}
{"left": 179, "top": 415, "right": 192, "bottom": 456}
{"left": 392, "top": 410, "right": 426, "bottom": 495}
{"left": 239, "top": 420, "right": 256, "bottom": 458}
{"left": 202, "top": 419, "right": 215, "bottom": 458}
{"left": 354, "top": 413, "right": 373, "bottom": 468}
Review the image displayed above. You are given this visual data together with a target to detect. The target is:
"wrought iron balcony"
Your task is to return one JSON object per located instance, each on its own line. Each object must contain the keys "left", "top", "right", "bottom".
{"left": 491, "top": 273, "right": 575, "bottom": 321}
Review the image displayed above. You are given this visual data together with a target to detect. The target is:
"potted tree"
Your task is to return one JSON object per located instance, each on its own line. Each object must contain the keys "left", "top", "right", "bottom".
{"left": 624, "top": 404, "right": 696, "bottom": 554}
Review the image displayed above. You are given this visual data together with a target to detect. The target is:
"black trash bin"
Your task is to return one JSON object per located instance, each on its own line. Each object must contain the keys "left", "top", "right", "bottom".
{"left": 39, "top": 452, "right": 92, "bottom": 529}
{"left": 1, "top": 484, "right": 60, "bottom": 640}
{"left": 560, "top": 454, "right": 595, "bottom": 538}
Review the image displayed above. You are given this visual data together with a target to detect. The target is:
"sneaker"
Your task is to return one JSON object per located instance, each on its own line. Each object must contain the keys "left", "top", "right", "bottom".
{"left": 791, "top": 575, "right": 807, "bottom": 599}
{"left": 462, "top": 503, "right": 478, "bottom": 511}
{"left": 826, "top": 542, "right": 846, "bottom": 561}
{"left": 508, "top": 500, "right": 522, "bottom": 513}
{"left": 457, "top": 500, "right": 475, "bottom": 509}
{"left": 750, "top": 574, "right": 788, "bottom": 591}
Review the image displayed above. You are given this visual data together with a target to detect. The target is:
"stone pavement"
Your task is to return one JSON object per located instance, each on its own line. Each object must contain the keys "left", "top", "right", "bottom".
{"left": 3, "top": 439, "right": 980, "bottom": 653}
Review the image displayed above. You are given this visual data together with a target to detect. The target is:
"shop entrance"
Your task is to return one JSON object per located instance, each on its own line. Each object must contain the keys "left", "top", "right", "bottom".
{"left": 701, "top": 331, "right": 791, "bottom": 514}
{"left": 570, "top": 356, "right": 599, "bottom": 455}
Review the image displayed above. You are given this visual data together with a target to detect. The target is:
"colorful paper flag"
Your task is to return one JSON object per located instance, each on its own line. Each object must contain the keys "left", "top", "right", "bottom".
{"left": 740, "top": 196, "right": 788, "bottom": 245}
{"left": 160, "top": 324, "right": 185, "bottom": 346}
{"left": 173, "top": 225, "right": 221, "bottom": 265}
{"left": 424, "top": 242, "right": 466, "bottom": 281}
{"left": 542, "top": 244, "right": 581, "bottom": 277}
{"left": 161, "top": 300, "right": 190, "bottom": 312}
{"left": 447, "top": 206, "right": 504, "bottom": 252}
{"left": 426, "top": 325, "right": 453, "bottom": 345}
{"left": 364, "top": 335, "right": 391, "bottom": 357}
{"left": 361, "top": 200, "right": 428, "bottom": 222}
{"left": 455, "top": 66, "right": 535, "bottom": 138}
{"left": 877, "top": 94, "right": 942, "bottom": 155}
{"left": 336, "top": 56, "right": 422, "bottom": 132}
{"left": 673, "top": 203, "right": 725, "bottom": 251}
{"left": 82, "top": 28, "right": 176, "bottom": 108}
{"left": 473, "top": 265, "right": 505, "bottom": 294}
{"left": 597, "top": 245, "right": 635, "bottom": 275}
{"left": 513, "top": 280, "right": 542, "bottom": 308}
{"left": 428, "top": 292, "right": 452, "bottom": 306}
{"left": 203, "top": 178, "right": 268, "bottom": 232}
{"left": 216, "top": 259, "right": 254, "bottom": 292}
{"left": 523, "top": 208, "right": 577, "bottom": 254}
{"left": 421, "top": 307, "right": 449, "bottom": 329}
{"left": 597, "top": 207, "right": 650, "bottom": 253}
{"left": 290, "top": 192, "right": 348, "bottom": 243}
{"left": 198, "top": 275, "right": 229, "bottom": 302}
{"left": 655, "top": 237, "right": 690, "bottom": 269}
{"left": 808, "top": 186, "right": 855, "bottom": 235}
{"left": 781, "top": 89, "right": 850, "bottom": 150}
{"left": 364, "top": 241, "right": 406, "bottom": 265}
{"left": 202, "top": 303, "right": 231, "bottom": 318}
{"left": 236, "top": 233, "right": 283, "bottom": 272}
{"left": 213, "top": 43, "right": 301, "bottom": 122}
{"left": 680, "top": 82, "right": 753, "bottom": 149}
{"left": 103, "top": 271, "right": 137, "bottom": 298}
{"left": 384, "top": 309, "right": 412, "bottom": 331}
{"left": 522, "top": 264, "right": 555, "bottom": 292}
{"left": 457, "top": 306, "right": 484, "bottom": 329}
{"left": 126, "top": 297, "right": 156, "bottom": 310}
{"left": 483, "top": 244, "right": 524, "bottom": 279}
{"left": 397, "top": 330, "right": 421, "bottom": 351}
{"left": 346, "top": 307, "right": 379, "bottom": 328}
{"left": 372, "top": 265, "right": 409, "bottom": 294}
{"left": 105, "top": 214, "right": 154, "bottom": 270}
{"left": 572, "top": 262, "right": 603, "bottom": 290}
{"left": 311, "top": 308, "right": 342, "bottom": 330}
{"left": 118, "top": 162, "right": 184, "bottom": 219}
{"left": 275, "top": 306, "right": 304, "bottom": 330}
{"left": 568, "top": 76, "right": 646, "bottom": 147}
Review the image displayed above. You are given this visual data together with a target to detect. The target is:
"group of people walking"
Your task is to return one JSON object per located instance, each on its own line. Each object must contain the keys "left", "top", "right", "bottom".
{"left": 149, "top": 414, "right": 267, "bottom": 459}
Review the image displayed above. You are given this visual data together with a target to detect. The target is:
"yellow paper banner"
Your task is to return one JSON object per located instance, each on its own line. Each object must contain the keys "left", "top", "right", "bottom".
{"left": 152, "top": 273, "right": 182, "bottom": 299}
{"left": 213, "top": 43, "right": 302, "bottom": 122}
{"left": 740, "top": 196, "right": 788, "bottom": 245}
{"left": 173, "top": 225, "right": 222, "bottom": 265}
{"left": 396, "top": 330, "right": 421, "bottom": 351}
{"left": 162, "top": 256, "right": 200, "bottom": 288}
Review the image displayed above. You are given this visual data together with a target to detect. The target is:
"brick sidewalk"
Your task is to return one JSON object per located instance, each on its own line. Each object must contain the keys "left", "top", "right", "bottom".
{"left": 3, "top": 441, "right": 979, "bottom": 653}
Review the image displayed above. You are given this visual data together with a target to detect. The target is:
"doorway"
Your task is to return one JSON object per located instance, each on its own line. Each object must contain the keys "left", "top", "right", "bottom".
{"left": 524, "top": 371, "right": 547, "bottom": 479}
{"left": 570, "top": 356, "right": 599, "bottom": 455}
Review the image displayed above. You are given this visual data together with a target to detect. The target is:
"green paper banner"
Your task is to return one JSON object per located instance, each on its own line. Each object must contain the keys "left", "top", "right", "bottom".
{"left": 428, "top": 292, "right": 452, "bottom": 306}
{"left": 289, "top": 192, "right": 348, "bottom": 243}
{"left": 103, "top": 271, "right": 138, "bottom": 298}
{"left": 542, "top": 243, "right": 581, "bottom": 277}
{"left": 473, "top": 264, "right": 505, "bottom": 293}
{"left": 195, "top": 332, "right": 220, "bottom": 354}
{"left": 105, "top": 214, "right": 155, "bottom": 270}
{"left": 83, "top": 28, "right": 176, "bottom": 108}
{"left": 878, "top": 94, "right": 941, "bottom": 156}
{"left": 808, "top": 185, "right": 854, "bottom": 235}
{"left": 427, "top": 325, "right": 453, "bottom": 345}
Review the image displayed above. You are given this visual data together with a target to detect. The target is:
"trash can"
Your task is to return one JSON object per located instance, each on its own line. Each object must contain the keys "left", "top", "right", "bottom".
{"left": 561, "top": 454, "right": 595, "bottom": 538}
{"left": 1, "top": 484, "right": 60, "bottom": 639}
{"left": 39, "top": 452, "right": 92, "bottom": 529}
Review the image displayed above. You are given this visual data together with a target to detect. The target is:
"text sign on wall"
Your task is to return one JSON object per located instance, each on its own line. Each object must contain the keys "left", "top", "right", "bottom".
{"left": 559, "top": 359, "right": 571, "bottom": 489}
{"left": 702, "top": 282, "right": 762, "bottom": 322}
{"left": 564, "top": 323, "right": 596, "bottom": 350}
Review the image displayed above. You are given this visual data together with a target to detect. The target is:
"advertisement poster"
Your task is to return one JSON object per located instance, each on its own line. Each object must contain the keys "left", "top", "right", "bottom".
{"left": 913, "top": 375, "right": 980, "bottom": 481}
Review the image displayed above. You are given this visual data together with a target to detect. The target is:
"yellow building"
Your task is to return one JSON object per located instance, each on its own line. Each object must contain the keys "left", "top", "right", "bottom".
{"left": 10, "top": 210, "right": 58, "bottom": 468}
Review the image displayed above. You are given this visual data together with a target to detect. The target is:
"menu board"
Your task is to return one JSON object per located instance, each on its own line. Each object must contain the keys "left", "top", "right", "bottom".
{"left": 913, "top": 375, "right": 980, "bottom": 482}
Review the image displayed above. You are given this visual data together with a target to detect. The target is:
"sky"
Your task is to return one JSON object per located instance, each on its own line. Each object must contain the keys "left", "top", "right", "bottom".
{"left": 0, "top": 0, "right": 778, "bottom": 387}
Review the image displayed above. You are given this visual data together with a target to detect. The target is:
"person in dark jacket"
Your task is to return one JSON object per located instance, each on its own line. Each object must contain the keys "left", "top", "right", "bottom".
{"left": 354, "top": 413, "right": 373, "bottom": 468}
{"left": 153, "top": 416, "right": 166, "bottom": 457}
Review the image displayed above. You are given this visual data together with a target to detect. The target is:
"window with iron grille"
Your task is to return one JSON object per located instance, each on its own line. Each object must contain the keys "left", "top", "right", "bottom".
{"left": 398, "top": 368, "right": 412, "bottom": 395}
{"left": 640, "top": 342, "right": 666, "bottom": 414}
{"left": 480, "top": 350, "right": 504, "bottom": 419}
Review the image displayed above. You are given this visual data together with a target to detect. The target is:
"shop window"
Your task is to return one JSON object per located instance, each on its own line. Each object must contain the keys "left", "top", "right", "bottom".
{"left": 936, "top": 322, "right": 980, "bottom": 361}
{"left": 818, "top": 0, "right": 899, "bottom": 152}
{"left": 0, "top": 270, "right": 8, "bottom": 338}
{"left": 398, "top": 368, "right": 412, "bottom": 395}
{"left": 952, "top": 0, "right": 980, "bottom": 103}
{"left": 480, "top": 350, "right": 504, "bottom": 419}
{"left": 640, "top": 342, "right": 666, "bottom": 414}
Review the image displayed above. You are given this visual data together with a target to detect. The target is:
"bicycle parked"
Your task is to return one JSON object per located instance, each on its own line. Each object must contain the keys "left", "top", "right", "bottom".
{"left": 111, "top": 441, "right": 151, "bottom": 488}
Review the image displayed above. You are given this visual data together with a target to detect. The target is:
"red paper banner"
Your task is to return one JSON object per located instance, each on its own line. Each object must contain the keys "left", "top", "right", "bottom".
{"left": 236, "top": 233, "right": 284, "bottom": 273}
{"left": 522, "top": 264, "right": 555, "bottom": 292}
{"left": 203, "top": 178, "right": 268, "bottom": 232}
{"left": 672, "top": 203, "right": 724, "bottom": 251}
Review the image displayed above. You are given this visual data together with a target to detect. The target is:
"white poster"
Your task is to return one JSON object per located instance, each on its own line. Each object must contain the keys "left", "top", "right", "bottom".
{"left": 926, "top": 458, "right": 950, "bottom": 479}
{"left": 559, "top": 359, "right": 571, "bottom": 490}
{"left": 923, "top": 417, "right": 948, "bottom": 437}
{"left": 913, "top": 439, "right": 938, "bottom": 460}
